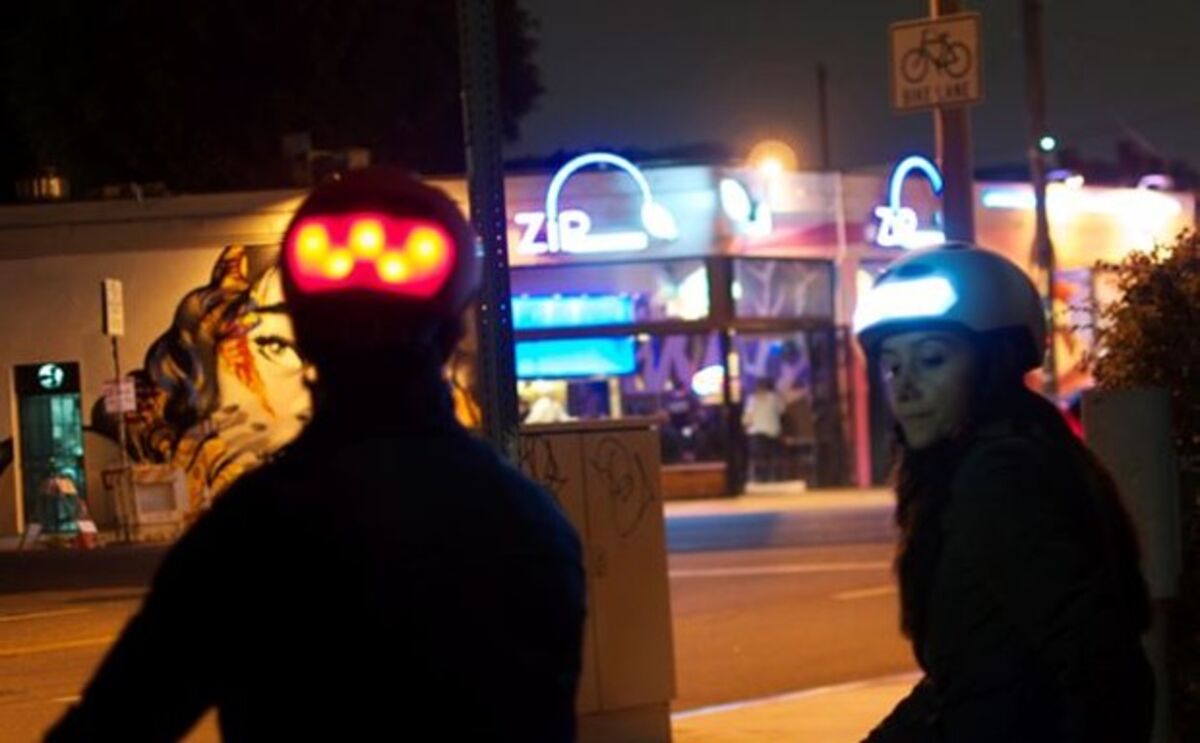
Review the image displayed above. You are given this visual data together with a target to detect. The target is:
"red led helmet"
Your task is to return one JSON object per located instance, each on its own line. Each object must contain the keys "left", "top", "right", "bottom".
{"left": 280, "top": 168, "right": 480, "bottom": 365}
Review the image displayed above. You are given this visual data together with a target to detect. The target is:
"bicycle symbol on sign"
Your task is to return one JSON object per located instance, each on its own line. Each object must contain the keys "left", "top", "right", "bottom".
{"left": 901, "top": 29, "right": 972, "bottom": 83}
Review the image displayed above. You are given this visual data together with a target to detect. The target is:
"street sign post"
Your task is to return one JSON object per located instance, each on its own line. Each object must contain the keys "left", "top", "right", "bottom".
{"left": 890, "top": 13, "right": 983, "bottom": 112}
{"left": 101, "top": 278, "right": 125, "bottom": 337}
{"left": 100, "top": 277, "right": 133, "bottom": 540}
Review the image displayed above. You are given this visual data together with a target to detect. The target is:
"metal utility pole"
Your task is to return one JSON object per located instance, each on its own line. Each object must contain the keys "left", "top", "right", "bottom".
{"left": 1022, "top": 0, "right": 1058, "bottom": 397}
{"left": 816, "top": 63, "right": 832, "bottom": 170}
{"left": 457, "top": 0, "right": 519, "bottom": 458}
{"left": 930, "top": 0, "right": 976, "bottom": 242}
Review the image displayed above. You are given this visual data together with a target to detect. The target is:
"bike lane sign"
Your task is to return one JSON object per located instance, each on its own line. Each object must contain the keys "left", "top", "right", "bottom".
{"left": 890, "top": 12, "right": 982, "bottom": 112}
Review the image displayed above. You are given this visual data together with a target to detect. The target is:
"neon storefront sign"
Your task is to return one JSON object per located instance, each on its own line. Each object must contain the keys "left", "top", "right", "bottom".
{"left": 514, "top": 152, "right": 679, "bottom": 255}
{"left": 719, "top": 177, "right": 773, "bottom": 237}
{"left": 874, "top": 155, "right": 946, "bottom": 250}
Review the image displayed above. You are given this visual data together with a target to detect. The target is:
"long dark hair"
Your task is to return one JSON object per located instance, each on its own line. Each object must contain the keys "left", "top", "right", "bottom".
{"left": 890, "top": 329, "right": 1150, "bottom": 642}
{"left": 135, "top": 245, "right": 278, "bottom": 460}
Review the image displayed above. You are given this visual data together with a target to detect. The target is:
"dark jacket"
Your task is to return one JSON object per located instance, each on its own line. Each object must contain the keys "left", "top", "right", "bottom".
{"left": 866, "top": 415, "right": 1154, "bottom": 742}
{"left": 47, "top": 382, "right": 586, "bottom": 742}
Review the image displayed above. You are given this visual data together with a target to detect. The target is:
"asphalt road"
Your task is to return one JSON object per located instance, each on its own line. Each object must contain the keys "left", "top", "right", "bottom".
{"left": 0, "top": 502, "right": 910, "bottom": 740}
{"left": 0, "top": 586, "right": 225, "bottom": 741}
{"left": 669, "top": 542, "right": 914, "bottom": 712}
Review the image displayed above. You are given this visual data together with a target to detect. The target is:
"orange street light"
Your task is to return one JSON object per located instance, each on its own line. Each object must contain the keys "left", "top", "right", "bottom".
{"left": 747, "top": 139, "right": 799, "bottom": 176}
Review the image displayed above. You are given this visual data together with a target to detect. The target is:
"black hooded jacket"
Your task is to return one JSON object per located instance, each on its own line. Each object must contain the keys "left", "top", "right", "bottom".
{"left": 46, "top": 373, "right": 585, "bottom": 742}
{"left": 865, "top": 393, "right": 1154, "bottom": 743}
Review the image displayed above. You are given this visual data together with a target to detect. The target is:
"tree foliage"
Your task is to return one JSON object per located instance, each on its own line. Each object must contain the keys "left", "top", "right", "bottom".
{"left": 0, "top": 0, "right": 542, "bottom": 195}
{"left": 1090, "top": 231, "right": 1200, "bottom": 738}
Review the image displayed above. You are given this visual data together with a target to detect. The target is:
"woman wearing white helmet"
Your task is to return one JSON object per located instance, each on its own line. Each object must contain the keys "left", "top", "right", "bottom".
{"left": 855, "top": 243, "right": 1153, "bottom": 742}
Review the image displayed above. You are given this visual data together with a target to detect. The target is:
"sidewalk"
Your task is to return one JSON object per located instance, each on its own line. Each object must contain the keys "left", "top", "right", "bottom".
{"left": 667, "top": 486, "right": 904, "bottom": 740}
{"left": 672, "top": 672, "right": 919, "bottom": 743}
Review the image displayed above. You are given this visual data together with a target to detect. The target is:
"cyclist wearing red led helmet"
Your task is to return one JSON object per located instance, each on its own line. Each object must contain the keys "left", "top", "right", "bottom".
{"left": 856, "top": 243, "right": 1153, "bottom": 743}
{"left": 48, "top": 169, "right": 585, "bottom": 742}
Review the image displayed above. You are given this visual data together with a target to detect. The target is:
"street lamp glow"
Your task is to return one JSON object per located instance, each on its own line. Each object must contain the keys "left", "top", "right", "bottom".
{"left": 746, "top": 139, "right": 799, "bottom": 176}
{"left": 1039, "top": 135, "right": 1057, "bottom": 153}
{"left": 758, "top": 157, "right": 784, "bottom": 177}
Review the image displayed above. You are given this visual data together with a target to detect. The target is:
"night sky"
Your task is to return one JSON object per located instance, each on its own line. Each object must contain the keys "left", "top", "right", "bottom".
{"left": 511, "top": 0, "right": 1200, "bottom": 173}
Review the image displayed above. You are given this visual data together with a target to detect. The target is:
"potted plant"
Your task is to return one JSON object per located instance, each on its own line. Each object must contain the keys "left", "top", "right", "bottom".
{"left": 1089, "top": 230, "right": 1200, "bottom": 740}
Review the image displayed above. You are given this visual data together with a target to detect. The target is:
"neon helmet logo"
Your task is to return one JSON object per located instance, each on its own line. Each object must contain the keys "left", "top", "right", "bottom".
{"left": 874, "top": 155, "right": 946, "bottom": 250}
{"left": 286, "top": 212, "right": 455, "bottom": 298}
{"left": 515, "top": 152, "right": 679, "bottom": 255}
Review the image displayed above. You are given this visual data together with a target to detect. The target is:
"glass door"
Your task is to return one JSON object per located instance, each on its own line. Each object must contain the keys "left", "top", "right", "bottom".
{"left": 14, "top": 362, "right": 86, "bottom": 531}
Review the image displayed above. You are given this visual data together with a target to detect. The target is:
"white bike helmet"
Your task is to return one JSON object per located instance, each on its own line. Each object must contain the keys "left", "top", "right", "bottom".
{"left": 853, "top": 242, "right": 1046, "bottom": 371}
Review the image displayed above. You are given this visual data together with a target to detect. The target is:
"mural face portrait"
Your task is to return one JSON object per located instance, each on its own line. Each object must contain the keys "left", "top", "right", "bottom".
{"left": 123, "top": 245, "right": 314, "bottom": 515}
{"left": 212, "top": 265, "right": 311, "bottom": 469}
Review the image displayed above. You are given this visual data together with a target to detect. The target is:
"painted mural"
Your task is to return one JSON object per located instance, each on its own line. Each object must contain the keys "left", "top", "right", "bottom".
{"left": 96, "top": 245, "right": 312, "bottom": 517}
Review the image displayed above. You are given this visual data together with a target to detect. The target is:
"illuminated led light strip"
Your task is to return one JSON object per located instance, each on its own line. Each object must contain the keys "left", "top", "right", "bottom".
{"left": 980, "top": 189, "right": 1036, "bottom": 210}
{"left": 287, "top": 212, "right": 454, "bottom": 298}
{"left": 852, "top": 276, "right": 959, "bottom": 334}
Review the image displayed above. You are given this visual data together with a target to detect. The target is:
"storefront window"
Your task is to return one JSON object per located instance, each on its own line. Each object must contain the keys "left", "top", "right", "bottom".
{"left": 734, "top": 329, "right": 848, "bottom": 486}
{"left": 514, "top": 330, "right": 729, "bottom": 467}
{"left": 619, "top": 332, "right": 726, "bottom": 465}
{"left": 510, "top": 259, "right": 710, "bottom": 322}
{"left": 733, "top": 259, "right": 833, "bottom": 319}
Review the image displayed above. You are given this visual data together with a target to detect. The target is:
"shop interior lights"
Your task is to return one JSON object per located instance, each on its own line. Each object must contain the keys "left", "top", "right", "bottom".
{"left": 515, "top": 337, "right": 637, "bottom": 379}
{"left": 691, "top": 364, "right": 725, "bottom": 397}
{"left": 511, "top": 294, "right": 635, "bottom": 330}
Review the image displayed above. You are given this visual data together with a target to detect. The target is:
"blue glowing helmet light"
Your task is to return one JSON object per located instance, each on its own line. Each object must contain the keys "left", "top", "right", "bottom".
{"left": 853, "top": 243, "right": 1047, "bottom": 370}
{"left": 852, "top": 275, "right": 959, "bottom": 334}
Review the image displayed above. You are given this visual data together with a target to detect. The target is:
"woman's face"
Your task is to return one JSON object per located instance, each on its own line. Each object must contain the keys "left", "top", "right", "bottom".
{"left": 214, "top": 267, "right": 312, "bottom": 459}
{"left": 879, "top": 330, "right": 975, "bottom": 450}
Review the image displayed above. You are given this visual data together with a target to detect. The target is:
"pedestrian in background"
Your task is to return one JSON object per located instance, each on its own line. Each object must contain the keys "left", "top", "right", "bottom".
{"left": 854, "top": 243, "right": 1153, "bottom": 743}
{"left": 743, "top": 377, "right": 784, "bottom": 482}
{"left": 47, "top": 170, "right": 585, "bottom": 742}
